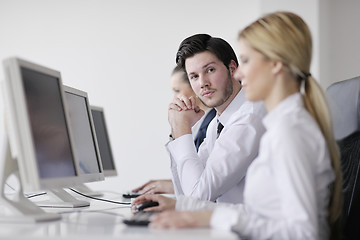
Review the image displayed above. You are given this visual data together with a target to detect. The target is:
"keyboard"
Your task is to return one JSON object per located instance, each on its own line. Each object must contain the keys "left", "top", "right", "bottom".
{"left": 123, "top": 211, "right": 156, "bottom": 226}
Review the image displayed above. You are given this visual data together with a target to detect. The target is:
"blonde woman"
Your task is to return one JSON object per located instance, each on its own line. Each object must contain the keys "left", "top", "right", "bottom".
{"left": 134, "top": 11, "right": 342, "bottom": 239}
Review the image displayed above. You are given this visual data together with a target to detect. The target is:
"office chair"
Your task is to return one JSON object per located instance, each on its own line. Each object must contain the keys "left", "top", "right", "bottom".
{"left": 326, "top": 76, "right": 360, "bottom": 140}
{"left": 337, "top": 131, "right": 360, "bottom": 240}
{"left": 327, "top": 76, "right": 360, "bottom": 239}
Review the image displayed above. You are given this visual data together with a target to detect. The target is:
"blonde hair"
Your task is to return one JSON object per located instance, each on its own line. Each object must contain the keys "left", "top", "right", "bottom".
{"left": 238, "top": 11, "right": 342, "bottom": 231}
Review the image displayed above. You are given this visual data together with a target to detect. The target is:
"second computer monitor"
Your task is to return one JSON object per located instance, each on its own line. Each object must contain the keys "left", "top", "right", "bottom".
{"left": 90, "top": 106, "right": 117, "bottom": 177}
{"left": 63, "top": 86, "right": 104, "bottom": 183}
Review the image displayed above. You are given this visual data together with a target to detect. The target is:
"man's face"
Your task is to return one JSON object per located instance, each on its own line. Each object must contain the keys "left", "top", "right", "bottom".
{"left": 185, "top": 51, "right": 233, "bottom": 113}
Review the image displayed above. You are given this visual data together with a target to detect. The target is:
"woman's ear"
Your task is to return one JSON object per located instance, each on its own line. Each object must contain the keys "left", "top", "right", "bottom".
{"left": 228, "top": 60, "right": 237, "bottom": 77}
{"left": 271, "top": 61, "right": 284, "bottom": 76}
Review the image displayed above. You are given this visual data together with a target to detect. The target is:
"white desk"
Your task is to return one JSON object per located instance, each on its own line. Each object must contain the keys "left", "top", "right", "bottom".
{"left": 0, "top": 191, "right": 238, "bottom": 240}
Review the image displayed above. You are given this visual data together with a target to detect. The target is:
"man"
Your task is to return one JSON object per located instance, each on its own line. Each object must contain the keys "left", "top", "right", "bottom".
{"left": 131, "top": 66, "right": 215, "bottom": 195}
{"left": 167, "top": 34, "right": 266, "bottom": 204}
{"left": 170, "top": 65, "right": 216, "bottom": 151}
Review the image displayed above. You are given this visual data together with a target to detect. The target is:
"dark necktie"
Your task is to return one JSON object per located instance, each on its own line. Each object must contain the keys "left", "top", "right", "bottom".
{"left": 217, "top": 121, "right": 224, "bottom": 139}
{"left": 194, "top": 108, "right": 216, "bottom": 151}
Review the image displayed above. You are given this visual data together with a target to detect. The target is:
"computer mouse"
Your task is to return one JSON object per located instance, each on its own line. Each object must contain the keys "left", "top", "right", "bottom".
{"left": 135, "top": 200, "right": 159, "bottom": 211}
{"left": 122, "top": 192, "right": 141, "bottom": 199}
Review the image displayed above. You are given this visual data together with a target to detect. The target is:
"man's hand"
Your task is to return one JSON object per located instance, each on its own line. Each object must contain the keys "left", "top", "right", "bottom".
{"left": 132, "top": 179, "right": 174, "bottom": 194}
{"left": 168, "top": 95, "right": 204, "bottom": 139}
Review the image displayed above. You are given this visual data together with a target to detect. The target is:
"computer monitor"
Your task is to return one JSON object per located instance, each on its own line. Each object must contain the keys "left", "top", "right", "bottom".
{"left": 63, "top": 86, "right": 104, "bottom": 197}
{"left": 0, "top": 57, "right": 87, "bottom": 221}
{"left": 90, "top": 106, "right": 117, "bottom": 178}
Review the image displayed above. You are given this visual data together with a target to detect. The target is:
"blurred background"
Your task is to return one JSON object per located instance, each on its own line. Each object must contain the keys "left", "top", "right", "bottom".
{"left": 0, "top": 0, "right": 359, "bottom": 192}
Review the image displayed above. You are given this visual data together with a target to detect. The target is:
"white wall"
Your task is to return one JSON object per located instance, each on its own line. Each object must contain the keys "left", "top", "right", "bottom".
{"left": 327, "top": 0, "right": 360, "bottom": 88}
{"left": 261, "top": 0, "right": 360, "bottom": 89}
{"left": 319, "top": 0, "right": 331, "bottom": 89}
{"left": 0, "top": 0, "right": 261, "bottom": 192}
{"left": 260, "top": 0, "right": 321, "bottom": 85}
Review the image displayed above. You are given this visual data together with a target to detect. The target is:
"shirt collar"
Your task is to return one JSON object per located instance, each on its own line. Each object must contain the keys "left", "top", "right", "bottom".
{"left": 217, "top": 89, "right": 246, "bottom": 126}
{"left": 263, "top": 93, "right": 304, "bottom": 130}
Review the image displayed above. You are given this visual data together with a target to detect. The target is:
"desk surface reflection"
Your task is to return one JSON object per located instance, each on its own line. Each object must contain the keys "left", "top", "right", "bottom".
{"left": 0, "top": 191, "right": 237, "bottom": 240}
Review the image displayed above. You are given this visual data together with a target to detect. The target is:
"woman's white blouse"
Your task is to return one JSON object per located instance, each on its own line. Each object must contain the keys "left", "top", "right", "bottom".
{"left": 177, "top": 93, "right": 335, "bottom": 240}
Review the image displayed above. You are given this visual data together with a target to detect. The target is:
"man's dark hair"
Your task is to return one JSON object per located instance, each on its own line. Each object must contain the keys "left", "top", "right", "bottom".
{"left": 176, "top": 34, "right": 238, "bottom": 72}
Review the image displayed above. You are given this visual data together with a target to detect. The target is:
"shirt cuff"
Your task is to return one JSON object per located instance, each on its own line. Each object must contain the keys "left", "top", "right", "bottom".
{"left": 166, "top": 134, "right": 197, "bottom": 164}
{"left": 175, "top": 195, "right": 217, "bottom": 211}
{"left": 210, "top": 206, "right": 239, "bottom": 231}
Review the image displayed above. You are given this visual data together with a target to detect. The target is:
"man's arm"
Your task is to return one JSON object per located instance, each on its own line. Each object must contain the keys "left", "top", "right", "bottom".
{"left": 167, "top": 95, "right": 205, "bottom": 197}
{"left": 167, "top": 112, "right": 264, "bottom": 202}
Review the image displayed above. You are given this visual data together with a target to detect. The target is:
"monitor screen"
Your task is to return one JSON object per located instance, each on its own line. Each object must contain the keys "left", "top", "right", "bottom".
{"left": 64, "top": 86, "right": 104, "bottom": 182}
{"left": 22, "top": 68, "right": 77, "bottom": 179}
{"left": 2, "top": 57, "right": 84, "bottom": 191}
{"left": 91, "top": 106, "right": 117, "bottom": 177}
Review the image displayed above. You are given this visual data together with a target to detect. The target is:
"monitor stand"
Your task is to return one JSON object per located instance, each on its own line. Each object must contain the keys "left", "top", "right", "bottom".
{"left": 36, "top": 188, "right": 90, "bottom": 208}
{"left": 0, "top": 137, "right": 61, "bottom": 222}
{"left": 72, "top": 184, "right": 104, "bottom": 197}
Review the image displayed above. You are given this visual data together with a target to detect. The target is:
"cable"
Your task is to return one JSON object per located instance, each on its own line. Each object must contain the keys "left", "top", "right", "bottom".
{"left": 26, "top": 192, "right": 47, "bottom": 199}
{"left": 69, "top": 188, "right": 131, "bottom": 205}
{"left": 5, "top": 182, "right": 16, "bottom": 191}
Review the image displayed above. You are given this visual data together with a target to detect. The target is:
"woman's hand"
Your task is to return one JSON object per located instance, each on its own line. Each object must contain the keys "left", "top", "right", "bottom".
{"left": 132, "top": 194, "right": 176, "bottom": 212}
{"left": 149, "top": 210, "right": 213, "bottom": 229}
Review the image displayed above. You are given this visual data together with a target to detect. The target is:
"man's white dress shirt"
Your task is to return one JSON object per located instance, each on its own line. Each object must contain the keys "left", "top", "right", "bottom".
{"left": 166, "top": 89, "right": 266, "bottom": 203}
{"left": 176, "top": 93, "right": 335, "bottom": 240}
